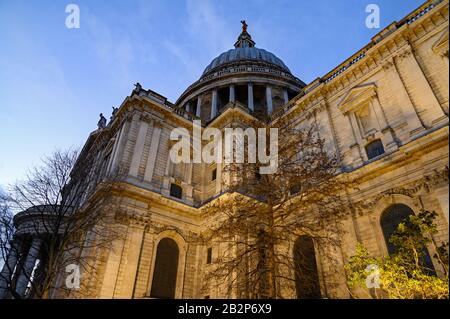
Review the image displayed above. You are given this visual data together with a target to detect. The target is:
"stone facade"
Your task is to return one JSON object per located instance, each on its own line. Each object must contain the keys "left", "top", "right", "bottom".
{"left": 5, "top": 0, "right": 448, "bottom": 299}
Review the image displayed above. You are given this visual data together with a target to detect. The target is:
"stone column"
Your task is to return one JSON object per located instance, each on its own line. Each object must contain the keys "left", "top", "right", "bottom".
{"left": 211, "top": 90, "right": 218, "bottom": 119}
{"left": 318, "top": 101, "right": 342, "bottom": 165}
{"left": 108, "top": 120, "right": 130, "bottom": 174}
{"left": 129, "top": 119, "right": 149, "bottom": 177}
{"left": 349, "top": 113, "right": 363, "bottom": 144}
{"left": 196, "top": 96, "right": 202, "bottom": 118}
{"left": 99, "top": 225, "right": 127, "bottom": 298}
{"left": 398, "top": 47, "right": 447, "bottom": 124}
{"left": 283, "top": 89, "right": 289, "bottom": 105}
{"left": 0, "top": 240, "right": 21, "bottom": 298}
{"left": 106, "top": 128, "right": 121, "bottom": 173}
{"left": 164, "top": 148, "right": 172, "bottom": 177}
{"left": 385, "top": 59, "right": 425, "bottom": 136}
{"left": 15, "top": 237, "right": 43, "bottom": 297}
{"left": 215, "top": 162, "right": 222, "bottom": 195}
{"left": 248, "top": 83, "right": 254, "bottom": 111}
{"left": 347, "top": 113, "right": 366, "bottom": 164}
{"left": 143, "top": 121, "right": 162, "bottom": 183}
{"left": 371, "top": 96, "right": 397, "bottom": 151}
{"left": 435, "top": 186, "right": 449, "bottom": 225}
{"left": 266, "top": 86, "right": 273, "bottom": 114}
{"left": 229, "top": 85, "right": 235, "bottom": 103}
{"left": 187, "top": 162, "right": 194, "bottom": 185}
{"left": 113, "top": 224, "right": 145, "bottom": 298}
{"left": 185, "top": 102, "right": 191, "bottom": 113}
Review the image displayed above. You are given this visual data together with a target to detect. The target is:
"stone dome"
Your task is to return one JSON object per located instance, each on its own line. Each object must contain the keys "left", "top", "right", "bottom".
{"left": 176, "top": 21, "right": 305, "bottom": 121}
{"left": 202, "top": 47, "right": 291, "bottom": 76}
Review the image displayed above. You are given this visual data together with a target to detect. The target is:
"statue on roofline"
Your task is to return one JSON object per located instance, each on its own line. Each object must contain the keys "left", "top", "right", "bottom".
{"left": 97, "top": 113, "right": 107, "bottom": 129}
{"left": 110, "top": 106, "right": 118, "bottom": 120}
{"left": 133, "top": 82, "right": 142, "bottom": 94}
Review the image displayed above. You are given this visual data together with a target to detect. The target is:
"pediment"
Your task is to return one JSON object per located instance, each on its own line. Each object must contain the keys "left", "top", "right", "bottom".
{"left": 337, "top": 83, "right": 377, "bottom": 113}
{"left": 432, "top": 29, "right": 449, "bottom": 54}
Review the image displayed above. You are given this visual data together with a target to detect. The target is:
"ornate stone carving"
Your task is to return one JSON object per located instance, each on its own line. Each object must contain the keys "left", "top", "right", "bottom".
{"left": 356, "top": 166, "right": 449, "bottom": 214}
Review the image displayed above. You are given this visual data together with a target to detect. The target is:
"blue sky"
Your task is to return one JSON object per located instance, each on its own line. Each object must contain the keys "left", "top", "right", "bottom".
{"left": 0, "top": 0, "right": 425, "bottom": 187}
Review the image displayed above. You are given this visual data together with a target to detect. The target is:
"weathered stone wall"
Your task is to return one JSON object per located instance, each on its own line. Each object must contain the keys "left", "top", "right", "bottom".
{"left": 75, "top": 0, "right": 448, "bottom": 299}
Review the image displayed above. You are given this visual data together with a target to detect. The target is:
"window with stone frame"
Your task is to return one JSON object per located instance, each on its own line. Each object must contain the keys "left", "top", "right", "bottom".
{"left": 380, "top": 204, "right": 436, "bottom": 275}
{"left": 293, "top": 235, "right": 321, "bottom": 299}
{"left": 150, "top": 238, "right": 179, "bottom": 299}
{"left": 365, "top": 139, "right": 385, "bottom": 160}
{"left": 206, "top": 247, "right": 212, "bottom": 264}
{"left": 170, "top": 183, "right": 182, "bottom": 199}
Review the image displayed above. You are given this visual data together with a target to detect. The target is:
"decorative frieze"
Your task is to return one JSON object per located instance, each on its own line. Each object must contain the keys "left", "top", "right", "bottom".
{"left": 357, "top": 166, "right": 449, "bottom": 214}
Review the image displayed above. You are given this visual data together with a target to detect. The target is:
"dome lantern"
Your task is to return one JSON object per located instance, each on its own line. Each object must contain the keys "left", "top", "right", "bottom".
{"left": 234, "top": 20, "right": 256, "bottom": 48}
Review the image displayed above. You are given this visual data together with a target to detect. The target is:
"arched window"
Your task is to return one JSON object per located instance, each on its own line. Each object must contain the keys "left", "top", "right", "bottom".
{"left": 365, "top": 139, "right": 385, "bottom": 160}
{"left": 170, "top": 183, "right": 182, "bottom": 199}
{"left": 293, "top": 236, "right": 321, "bottom": 299}
{"left": 150, "top": 238, "right": 179, "bottom": 299}
{"left": 380, "top": 204, "right": 435, "bottom": 274}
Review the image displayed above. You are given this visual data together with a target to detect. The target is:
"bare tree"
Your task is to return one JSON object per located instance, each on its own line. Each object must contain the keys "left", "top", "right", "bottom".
{"left": 201, "top": 116, "right": 354, "bottom": 299}
{"left": 0, "top": 148, "right": 122, "bottom": 299}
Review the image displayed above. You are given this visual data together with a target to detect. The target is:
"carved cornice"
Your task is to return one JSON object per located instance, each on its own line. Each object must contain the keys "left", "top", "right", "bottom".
{"left": 356, "top": 165, "right": 449, "bottom": 214}
{"left": 115, "top": 209, "right": 151, "bottom": 227}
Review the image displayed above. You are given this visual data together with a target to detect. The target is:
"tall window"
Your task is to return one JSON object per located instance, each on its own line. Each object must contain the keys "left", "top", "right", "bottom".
{"left": 380, "top": 204, "right": 435, "bottom": 274}
{"left": 206, "top": 247, "right": 212, "bottom": 264}
{"left": 150, "top": 238, "right": 179, "bottom": 299}
{"left": 365, "top": 139, "right": 385, "bottom": 160}
{"left": 293, "top": 236, "right": 321, "bottom": 299}
{"left": 170, "top": 183, "right": 182, "bottom": 199}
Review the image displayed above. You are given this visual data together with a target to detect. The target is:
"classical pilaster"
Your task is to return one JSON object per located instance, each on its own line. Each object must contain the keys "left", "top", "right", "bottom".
{"left": 384, "top": 59, "right": 425, "bottom": 136}
{"left": 0, "top": 240, "right": 21, "bottom": 298}
{"left": 187, "top": 162, "right": 194, "bottom": 185}
{"left": 283, "top": 89, "right": 289, "bottom": 105}
{"left": 106, "top": 131, "right": 120, "bottom": 174}
{"left": 164, "top": 146, "right": 172, "bottom": 177}
{"left": 129, "top": 118, "right": 150, "bottom": 177}
{"left": 434, "top": 185, "right": 449, "bottom": 224}
{"left": 318, "top": 101, "right": 342, "bottom": 165}
{"left": 211, "top": 90, "right": 218, "bottom": 119}
{"left": 196, "top": 96, "right": 202, "bottom": 118}
{"left": 266, "top": 86, "right": 273, "bottom": 114}
{"left": 248, "top": 83, "right": 254, "bottom": 111}
{"left": 229, "top": 85, "right": 235, "bottom": 103}
{"left": 347, "top": 113, "right": 366, "bottom": 164}
{"left": 384, "top": 58, "right": 425, "bottom": 136}
{"left": 143, "top": 121, "right": 162, "bottom": 183}
{"left": 215, "top": 162, "right": 222, "bottom": 195}
{"left": 114, "top": 224, "right": 145, "bottom": 298}
{"left": 98, "top": 225, "right": 127, "bottom": 298}
{"left": 15, "top": 237, "right": 43, "bottom": 297}
{"left": 371, "top": 95, "right": 397, "bottom": 152}
{"left": 109, "top": 119, "right": 130, "bottom": 174}
{"left": 399, "top": 46, "right": 447, "bottom": 124}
